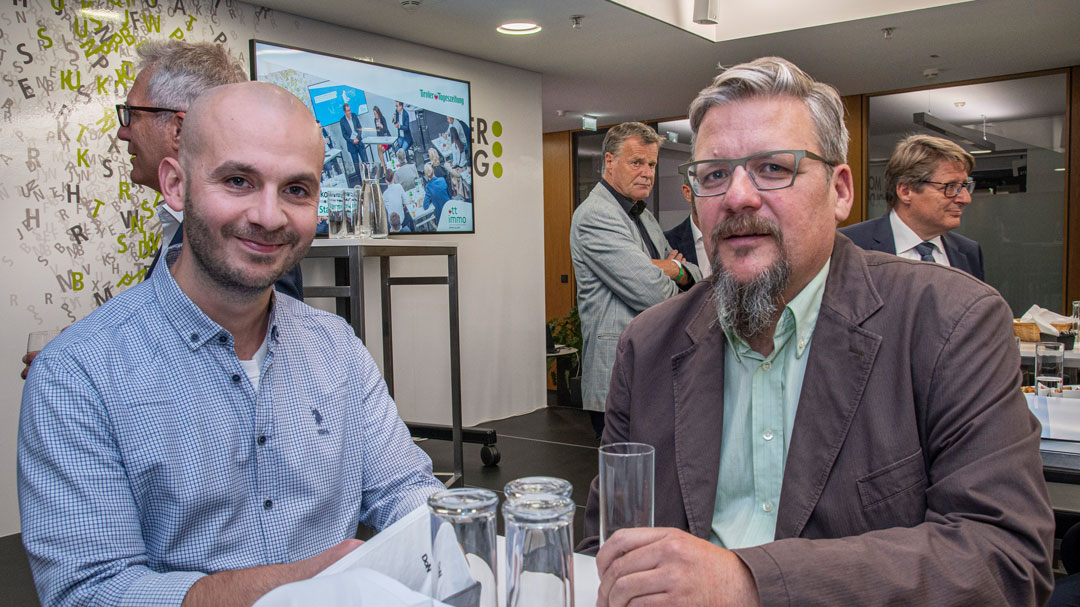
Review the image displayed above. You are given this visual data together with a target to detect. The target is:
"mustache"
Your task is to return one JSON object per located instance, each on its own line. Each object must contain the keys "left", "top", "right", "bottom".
{"left": 712, "top": 214, "right": 783, "bottom": 242}
{"left": 223, "top": 223, "right": 300, "bottom": 246}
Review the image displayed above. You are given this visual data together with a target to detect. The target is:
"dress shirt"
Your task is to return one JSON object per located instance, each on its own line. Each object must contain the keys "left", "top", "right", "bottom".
{"left": 690, "top": 217, "right": 712, "bottom": 278}
{"left": 601, "top": 180, "right": 660, "bottom": 260}
{"left": 889, "top": 210, "right": 949, "bottom": 266}
{"left": 710, "top": 260, "right": 830, "bottom": 549}
{"left": 158, "top": 203, "right": 183, "bottom": 251}
{"left": 18, "top": 245, "right": 443, "bottom": 607}
{"left": 383, "top": 182, "right": 408, "bottom": 224}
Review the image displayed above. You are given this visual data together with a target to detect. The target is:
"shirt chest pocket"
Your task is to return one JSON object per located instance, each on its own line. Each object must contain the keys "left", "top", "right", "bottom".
{"left": 856, "top": 449, "right": 928, "bottom": 520}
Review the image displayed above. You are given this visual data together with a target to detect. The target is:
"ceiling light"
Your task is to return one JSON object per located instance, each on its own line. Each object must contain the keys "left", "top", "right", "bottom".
{"left": 1055, "top": 167, "right": 1066, "bottom": 172}
{"left": 971, "top": 149, "right": 992, "bottom": 154}
{"left": 497, "top": 22, "right": 542, "bottom": 35}
{"left": 571, "top": 15, "right": 584, "bottom": 30}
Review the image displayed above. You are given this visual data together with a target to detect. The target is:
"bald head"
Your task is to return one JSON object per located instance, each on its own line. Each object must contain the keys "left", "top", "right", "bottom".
{"left": 179, "top": 82, "right": 323, "bottom": 171}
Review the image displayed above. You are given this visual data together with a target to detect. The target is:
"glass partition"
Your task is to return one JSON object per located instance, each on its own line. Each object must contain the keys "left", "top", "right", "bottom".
{"left": 867, "top": 73, "right": 1067, "bottom": 316}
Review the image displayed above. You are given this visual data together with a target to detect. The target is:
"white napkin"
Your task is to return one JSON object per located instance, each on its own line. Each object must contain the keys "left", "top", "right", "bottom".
{"left": 1021, "top": 305, "right": 1073, "bottom": 336}
{"left": 255, "top": 505, "right": 479, "bottom": 607}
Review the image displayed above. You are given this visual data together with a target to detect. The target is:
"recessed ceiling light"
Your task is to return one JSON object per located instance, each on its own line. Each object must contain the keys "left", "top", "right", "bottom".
{"left": 970, "top": 149, "right": 992, "bottom": 154}
{"left": 497, "top": 22, "right": 542, "bottom": 35}
{"left": 1054, "top": 167, "right": 1066, "bottom": 172}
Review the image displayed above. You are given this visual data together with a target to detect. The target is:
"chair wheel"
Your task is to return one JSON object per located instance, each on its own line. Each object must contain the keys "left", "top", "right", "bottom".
{"left": 480, "top": 445, "right": 501, "bottom": 467}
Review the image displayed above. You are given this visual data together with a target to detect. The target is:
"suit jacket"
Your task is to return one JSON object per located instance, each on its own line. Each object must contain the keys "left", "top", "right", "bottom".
{"left": 145, "top": 225, "right": 304, "bottom": 300}
{"left": 840, "top": 213, "right": 985, "bottom": 281}
{"left": 569, "top": 183, "right": 701, "bottom": 412}
{"left": 580, "top": 233, "right": 1052, "bottom": 606}
{"left": 663, "top": 215, "right": 698, "bottom": 266}
{"left": 339, "top": 113, "right": 364, "bottom": 154}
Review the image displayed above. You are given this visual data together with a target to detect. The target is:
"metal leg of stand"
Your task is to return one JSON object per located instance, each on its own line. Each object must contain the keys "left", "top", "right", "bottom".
{"left": 448, "top": 253, "right": 464, "bottom": 487}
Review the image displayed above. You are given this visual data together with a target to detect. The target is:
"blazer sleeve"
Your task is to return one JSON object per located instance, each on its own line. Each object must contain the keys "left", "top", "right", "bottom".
{"left": 733, "top": 292, "right": 1054, "bottom": 606}
{"left": 571, "top": 200, "right": 679, "bottom": 313}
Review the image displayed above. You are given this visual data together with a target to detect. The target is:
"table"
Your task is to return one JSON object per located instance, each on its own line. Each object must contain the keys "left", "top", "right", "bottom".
{"left": 362, "top": 135, "right": 398, "bottom": 167}
{"left": 303, "top": 238, "right": 466, "bottom": 487}
{"left": 1019, "top": 341, "right": 1080, "bottom": 366}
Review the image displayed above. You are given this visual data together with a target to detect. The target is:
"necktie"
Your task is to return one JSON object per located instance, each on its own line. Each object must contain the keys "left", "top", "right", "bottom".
{"left": 914, "top": 241, "right": 936, "bottom": 262}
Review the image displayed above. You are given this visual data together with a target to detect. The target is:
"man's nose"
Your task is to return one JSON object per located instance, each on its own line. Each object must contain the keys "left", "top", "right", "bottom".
{"left": 720, "top": 168, "right": 763, "bottom": 213}
{"left": 249, "top": 189, "right": 289, "bottom": 232}
{"left": 117, "top": 125, "right": 131, "bottom": 142}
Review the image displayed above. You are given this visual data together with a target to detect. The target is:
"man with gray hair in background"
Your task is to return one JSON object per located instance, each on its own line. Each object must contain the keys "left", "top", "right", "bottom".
{"left": 841, "top": 134, "right": 984, "bottom": 280}
{"left": 581, "top": 58, "right": 1051, "bottom": 606}
{"left": 570, "top": 122, "right": 700, "bottom": 439}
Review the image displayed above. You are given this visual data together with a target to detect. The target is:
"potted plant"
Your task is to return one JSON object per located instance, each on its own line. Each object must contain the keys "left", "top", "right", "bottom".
{"left": 548, "top": 307, "right": 582, "bottom": 407}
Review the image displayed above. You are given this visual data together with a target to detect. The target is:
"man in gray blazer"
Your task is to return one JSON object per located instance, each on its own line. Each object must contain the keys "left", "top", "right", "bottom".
{"left": 570, "top": 122, "right": 700, "bottom": 438}
{"left": 840, "top": 134, "right": 984, "bottom": 280}
{"left": 583, "top": 58, "right": 1052, "bottom": 606}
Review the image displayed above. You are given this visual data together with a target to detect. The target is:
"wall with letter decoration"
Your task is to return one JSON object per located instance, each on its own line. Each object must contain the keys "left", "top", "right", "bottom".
{"left": 0, "top": 0, "right": 546, "bottom": 536}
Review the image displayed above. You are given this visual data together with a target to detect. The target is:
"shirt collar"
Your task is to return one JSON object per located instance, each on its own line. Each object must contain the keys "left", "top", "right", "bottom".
{"left": 153, "top": 244, "right": 281, "bottom": 352}
{"left": 722, "top": 259, "right": 830, "bottom": 362}
{"left": 690, "top": 217, "right": 704, "bottom": 243}
{"left": 890, "top": 209, "right": 945, "bottom": 256}
{"left": 601, "top": 179, "right": 646, "bottom": 217}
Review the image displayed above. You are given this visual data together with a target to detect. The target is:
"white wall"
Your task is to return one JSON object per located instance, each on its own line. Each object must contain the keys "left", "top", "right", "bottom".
{"left": 0, "top": 0, "right": 546, "bottom": 536}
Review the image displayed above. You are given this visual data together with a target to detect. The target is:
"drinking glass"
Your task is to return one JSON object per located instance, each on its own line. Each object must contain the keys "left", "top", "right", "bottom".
{"left": 503, "top": 493, "right": 575, "bottom": 607}
{"left": 598, "top": 442, "right": 654, "bottom": 545}
{"left": 1036, "top": 341, "right": 1065, "bottom": 393}
{"left": 428, "top": 488, "right": 499, "bottom": 607}
{"left": 504, "top": 476, "right": 573, "bottom": 501}
{"left": 27, "top": 329, "right": 63, "bottom": 354}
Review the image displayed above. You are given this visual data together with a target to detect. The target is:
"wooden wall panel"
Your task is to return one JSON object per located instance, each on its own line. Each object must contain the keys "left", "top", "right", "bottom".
{"left": 543, "top": 131, "right": 575, "bottom": 323}
{"left": 840, "top": 94, "right": 867, "bottom": 227}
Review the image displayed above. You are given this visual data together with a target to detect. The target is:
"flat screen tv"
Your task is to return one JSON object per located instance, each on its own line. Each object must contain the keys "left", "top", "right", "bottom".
{"left": 251, "top": 39, "right": 475, "bottom": 235}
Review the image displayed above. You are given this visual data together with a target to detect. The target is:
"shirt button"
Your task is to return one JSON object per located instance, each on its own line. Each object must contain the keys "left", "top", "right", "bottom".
{"left": 218, "top": 335, "right": 228, "bottom": 344}
{"left": 231, "top": 374, "right": 242, "bottom": 383}
{"left": 763, "top": 501, "right": 773, "bottom": 513}
{"left": 762, "top": 361, "right": 772, "bottom": 371}
{"left": 798, "top": 338, "right": 806, "bottom": 349}
{"left": 264, "top": 499, "right": 274, "bottom": 510}
{"left": 763, "top": 429, "right": 774, "bottom": 441}
{"left": 189, "top": 333, "right": 199, "bottom": 342}
{"left": 257, "top": 435, "right": 267, "bottom": 446}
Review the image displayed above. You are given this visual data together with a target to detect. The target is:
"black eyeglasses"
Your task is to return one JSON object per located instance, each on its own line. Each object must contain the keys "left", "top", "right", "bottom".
{"left": 678, "top": 150, "right": 833, "bottom": 197}
{"left": 920, "top": 180, "right": 975, "bottom": 198}
{"left": 115, "top": 104, "right": 182, "bottom": 127}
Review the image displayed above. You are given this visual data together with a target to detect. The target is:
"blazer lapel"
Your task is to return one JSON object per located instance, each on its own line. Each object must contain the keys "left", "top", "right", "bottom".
{"left": 870, "top": 215, "right": 897, "bottom": 254}
{"left": 672, "top": 292, "right": 727, "bottom": 539}
{"left": 775, "top": 235, "right": 884, "bottom": 539}
{"left": 940, "top": 232, "right": 967, "bottom": 274}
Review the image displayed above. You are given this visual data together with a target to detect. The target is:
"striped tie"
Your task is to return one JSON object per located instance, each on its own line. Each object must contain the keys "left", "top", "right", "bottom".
{"left": 914, "top": 241, "right": 936, "bottom": 262}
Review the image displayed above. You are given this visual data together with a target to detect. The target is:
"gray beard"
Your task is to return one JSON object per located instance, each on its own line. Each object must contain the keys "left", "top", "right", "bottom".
{"left": 712, "top": 257, "right": 791, "bottom": 341}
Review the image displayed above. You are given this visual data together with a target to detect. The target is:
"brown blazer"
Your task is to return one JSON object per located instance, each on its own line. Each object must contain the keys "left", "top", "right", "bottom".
{"left": 580, "top": 233, "right": 1053, "bottom": 606}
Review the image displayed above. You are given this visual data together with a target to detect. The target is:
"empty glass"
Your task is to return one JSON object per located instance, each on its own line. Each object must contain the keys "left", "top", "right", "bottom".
{"left": 360, "top": 164, "right": 389, "bottom": 239}
{"left": 428, "top": 488, "right": 499, "bottom": 607}
{"left": 1036, "top": 341, "right": 1064, "bottom": 393}
{"left": 504, "top": 476, "right": 573, "bottom": 501}
{"left": 503, "top": 493, "right": 575, "bottom": 607}
{"left": 598, "top": 442, "right": 654, "bottom": 545}
{"left": 27, "top": 329, "right": 63, "bottom": 354}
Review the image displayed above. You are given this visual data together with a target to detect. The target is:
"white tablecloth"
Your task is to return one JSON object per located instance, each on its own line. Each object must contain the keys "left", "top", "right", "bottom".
{"left": 1027, "top": 393, "right": 1080, "bottom": 441}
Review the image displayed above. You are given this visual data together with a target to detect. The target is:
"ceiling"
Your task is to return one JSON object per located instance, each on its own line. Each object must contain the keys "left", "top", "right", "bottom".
{"left": 251, "top": 0, "right": 1080, "bottom": 133}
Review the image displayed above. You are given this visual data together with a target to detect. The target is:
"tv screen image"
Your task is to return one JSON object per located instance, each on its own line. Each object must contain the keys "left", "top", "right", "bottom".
{"left": 251, "top": 40, "right": 475, "bottom": 235}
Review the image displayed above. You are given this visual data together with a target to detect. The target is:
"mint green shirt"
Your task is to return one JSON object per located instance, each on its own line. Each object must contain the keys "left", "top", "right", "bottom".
{"left": 708, "top": 260, "right": 830, "bottom": 549}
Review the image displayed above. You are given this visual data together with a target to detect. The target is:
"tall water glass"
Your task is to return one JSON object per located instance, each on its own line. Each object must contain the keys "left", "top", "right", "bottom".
{"left": 1037, "top": 341, "right": 1065, "bottom": 392}
{"left": 503, "top": 494, "right": 575, "bottom": 607}
{"left": 428, "top": 488, "right": 499, "bottom": 607}
{"left": 598, "top": 442, "right": 654, "bottom": 545}
{"left": 504, "top": 476, "right": 573, "bottom": 501}
{"left": 27, "top": 329, "right": 63, "bottom": 354}
{"left": 359, "top": 164, "right": 389, "bottom": 239}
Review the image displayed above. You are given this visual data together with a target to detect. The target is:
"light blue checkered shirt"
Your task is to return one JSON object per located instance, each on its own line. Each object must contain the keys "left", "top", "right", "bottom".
{"left": 18, "top": 246, "right": 444, "bottom": 607}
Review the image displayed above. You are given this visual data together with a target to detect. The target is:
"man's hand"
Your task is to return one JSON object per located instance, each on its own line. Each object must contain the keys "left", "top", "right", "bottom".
{"left": 652, "top": 251, "right": 688, "bottom": 284}
{"left": 352, "top": 137, "right": 360, "bottom": 145}
{"left": 182, "top": 538, "right": 362, "bottom": 607}
{"left": 595, "top": 528, "right": 760, "bottom": 607}
{"left": 21, "top": 351, "right": 39, "bottom": 380}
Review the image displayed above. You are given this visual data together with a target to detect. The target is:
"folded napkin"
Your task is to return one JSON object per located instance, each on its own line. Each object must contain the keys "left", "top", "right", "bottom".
{"left": 1021, "top": 305, "right": 1073, "bottom": 336}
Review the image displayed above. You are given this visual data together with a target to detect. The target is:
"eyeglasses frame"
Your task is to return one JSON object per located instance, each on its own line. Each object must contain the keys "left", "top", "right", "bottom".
{"left": 918, "top": 179, "right": 976, "bottom": 198}
{"left": 115, "top": 104, "right": 182, "bottom": 128}
{"left": 677, "top": 149, "right": 833, "bottom": 197}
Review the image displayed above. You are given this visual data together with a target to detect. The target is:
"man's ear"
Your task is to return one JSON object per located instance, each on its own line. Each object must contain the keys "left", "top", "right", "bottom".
{"left": 895, "top": 182, "right": 913, "bottom": 205}
{"left": 158, "top": 157, "right": 186, "bottom": 213}
{"left": 167, "top": 111, "right": 185, "bottom": 155}
{"left": 831, "top": 163, "right": 854, "bottom": 223}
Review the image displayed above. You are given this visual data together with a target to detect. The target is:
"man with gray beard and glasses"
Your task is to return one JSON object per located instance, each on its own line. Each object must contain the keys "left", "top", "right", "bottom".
{"left": 578, "top": 57, "right": 1052, "bottom": 607}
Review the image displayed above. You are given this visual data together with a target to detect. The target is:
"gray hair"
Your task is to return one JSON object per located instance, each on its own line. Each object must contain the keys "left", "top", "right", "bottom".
{"left": 396, "top": 148, "right": 407, "bottom": 163}
{"left": 884, "top": 134, "right": 975, "bottom": 209}
{"left": 688, "top": 57, "right": 848, "bottom": 166}
{"left": 602, "top": 122, "right": 662, "bottom": 159}
{"left": 137, "top": 40, "right": 247, "bottom": 124}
